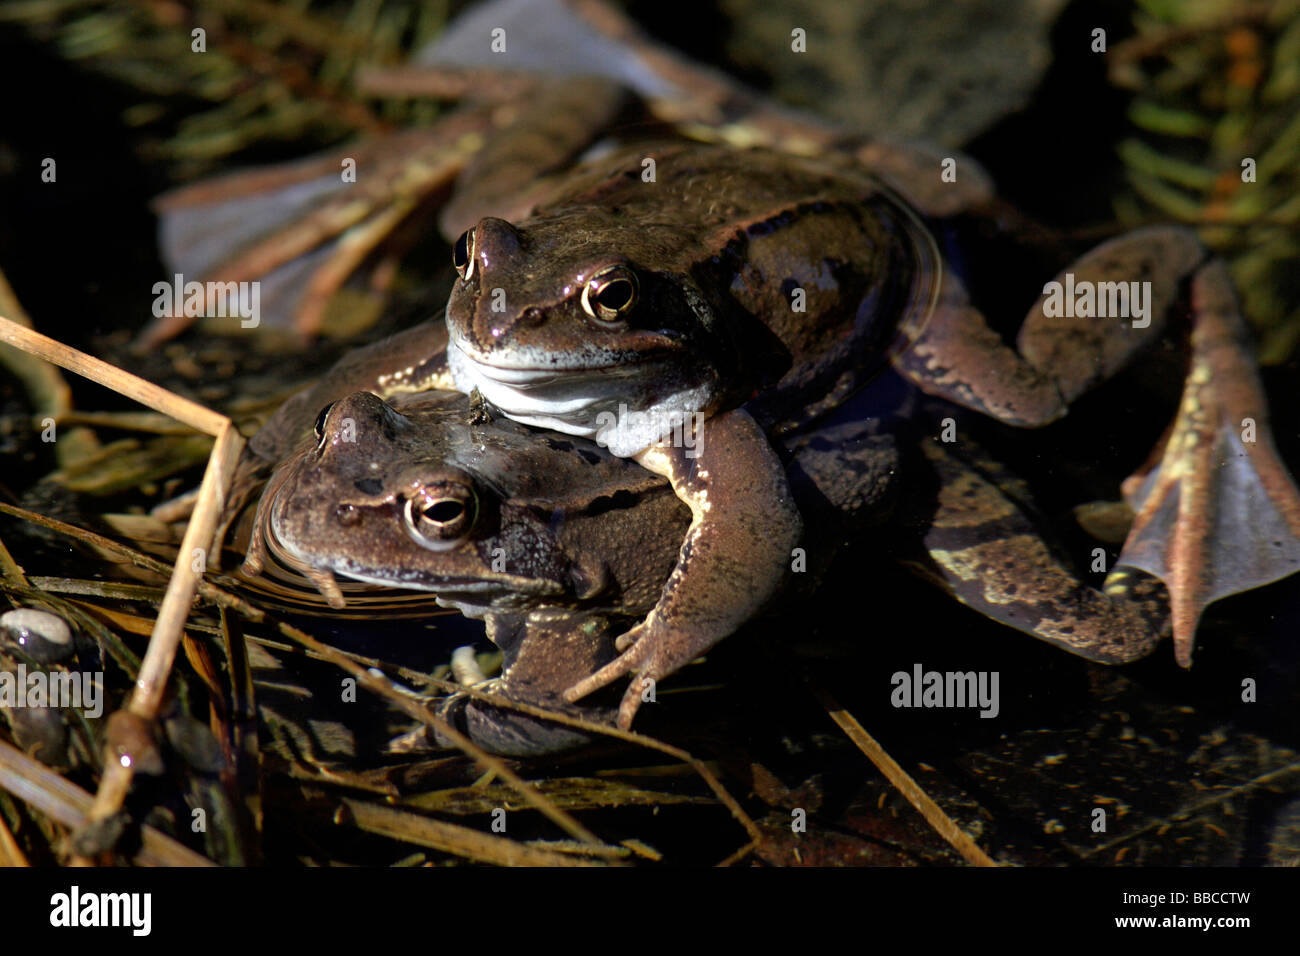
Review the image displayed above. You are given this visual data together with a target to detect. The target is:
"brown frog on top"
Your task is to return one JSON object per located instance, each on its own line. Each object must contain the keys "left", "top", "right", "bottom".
{"left": 198, "top": 0, "right": 1299, "bottom": 730}
{"left": 233, "top": 130, "right": 1300, "bottom": 734}
{"left": 436, "top": 146, "right": 1300, "bottom": 729}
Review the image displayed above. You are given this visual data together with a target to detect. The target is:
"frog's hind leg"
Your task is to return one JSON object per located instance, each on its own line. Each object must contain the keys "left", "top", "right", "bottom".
{"left": 910, "top": 439, "right": 1169, "bottom": 663}
{"left": 891, "top": 226, "right": 1208, "bottom": 427}
{"left": 895, "top": 228, "right": 1300, "bottom": 664}
{"left": 1110, "top": 260, "right": 1300, "bottom": 665}
{"left": 142, "top": 112, "right": 496, "bottom": 345}
{"left": 1021, "top": 245, "right": 1300, "bottom": 664}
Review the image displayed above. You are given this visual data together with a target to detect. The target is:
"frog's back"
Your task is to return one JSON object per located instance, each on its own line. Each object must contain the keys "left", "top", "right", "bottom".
{"left": 537, "top": 143, "right": 942, "bottom": 428}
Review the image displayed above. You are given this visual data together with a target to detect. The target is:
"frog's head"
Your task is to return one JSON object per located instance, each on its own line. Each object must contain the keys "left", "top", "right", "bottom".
{"left": 246, "top": 391, "right": 575, "bottom": 614}
{"left": 443, "top": 211, "right": 731, "bottom": 455}
{"left": 242, "top": 391, "right": 679, "bottom": 618}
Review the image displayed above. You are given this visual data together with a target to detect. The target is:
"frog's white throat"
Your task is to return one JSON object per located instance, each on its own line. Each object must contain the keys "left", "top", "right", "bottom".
{"left": 447, "top": 339, "right": 713, "bottom": 458}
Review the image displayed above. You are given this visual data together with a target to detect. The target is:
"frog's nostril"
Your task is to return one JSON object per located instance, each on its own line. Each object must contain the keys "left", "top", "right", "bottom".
{"left": 335, "top": 503, "right": 360, "bottom": 527}
{"left": 452, "top": 229, "right": 475, "bottom": 280}
{"left": 520, "top": 306, "right": 545, "bottom": 327}
{"left": 313, "top": 401, "right": 337, "bottom": 443}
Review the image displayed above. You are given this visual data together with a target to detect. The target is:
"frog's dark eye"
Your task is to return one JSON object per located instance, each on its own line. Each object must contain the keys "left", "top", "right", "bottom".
{"left": 452, "top": 229, "right": 475, "bottom": 281}
{"left": 313, "top": 401, "right": 337, "bottom": 444}
{"left": 402, "top": 481, "right": 478, "bottom": 551}
{"left": 581, "top": 266, "right": 638, "bottom": 322}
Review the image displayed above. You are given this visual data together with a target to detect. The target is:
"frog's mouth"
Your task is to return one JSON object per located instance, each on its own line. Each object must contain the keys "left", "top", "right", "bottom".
{"left": 261, "top": 519, "right": 566, "bottom": 611}
{"left": 447, "top": 337, "right": 717, "bottom": 458}
{"left": 446, "top": 334, "right": 673, "bottom": 384}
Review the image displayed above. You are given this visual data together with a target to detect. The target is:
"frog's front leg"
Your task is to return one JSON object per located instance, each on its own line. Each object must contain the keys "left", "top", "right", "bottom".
{"left": 563, "top": 407, "right": 802, "bottom": 728}
{"left": 430, "top": 611, "right": 621, "bottom": 757}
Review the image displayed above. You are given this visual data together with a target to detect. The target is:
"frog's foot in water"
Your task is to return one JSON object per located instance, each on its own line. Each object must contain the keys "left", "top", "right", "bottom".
{"left": 1112, "top": 261, "right": 1300, "bottom": 665}
{"left": 564, "top": 407, "right": 803, "bottom": 729}
{"left": 895, "top": 227, "right": 1300, "bottom": 664}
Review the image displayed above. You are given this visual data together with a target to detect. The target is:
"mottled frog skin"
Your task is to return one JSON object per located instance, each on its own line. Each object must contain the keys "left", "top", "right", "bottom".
{"left": 241, "top": 385, "right": 1183, "bottom": 755}
{"left": 233, "top": 138, "right": 1300, "bottom": 735}
{"left": 242, "top": 388, "right": 902, "bottom": 753}
{"left": 158, "top": 0, "right": 1300, "bottom": 749}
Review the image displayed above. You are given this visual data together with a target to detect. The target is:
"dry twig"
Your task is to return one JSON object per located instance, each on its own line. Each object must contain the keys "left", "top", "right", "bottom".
{"left": 812, "top": 685, "right": 998, "bottom": 867}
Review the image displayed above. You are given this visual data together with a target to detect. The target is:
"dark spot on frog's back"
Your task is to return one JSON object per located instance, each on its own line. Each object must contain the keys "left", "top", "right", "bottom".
{"left": 747, "top": 210, "right": 795, "bottom": 237}
{"left": 544, "top": 436, "right": 605, "bottom": 465}
{"left": 584, "top": 489, "right": 639, "bottom": 517}
{"left": 823, "top": 256, "right": 848, "bottom": 276}
{"left": 746, "top": 201, "right": 840, "bottom": 240}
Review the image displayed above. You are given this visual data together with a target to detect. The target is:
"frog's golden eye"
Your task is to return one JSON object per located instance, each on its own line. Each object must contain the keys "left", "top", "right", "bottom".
{"left": 313, "top": 401, "right": 337, "bottom": 445}
{"left": 581, "top": 266, "right": 638, "bottom": 322}
{"left": 402, "top": 482, "right": 478, "bottom": 552}
{"left": 452, "top": 229, "right": 475, "bottom": 281}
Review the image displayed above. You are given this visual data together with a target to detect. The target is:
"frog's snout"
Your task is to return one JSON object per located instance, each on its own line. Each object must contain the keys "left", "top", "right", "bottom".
{"left": 312, "top": 392, "right": 412, "bottom": 457}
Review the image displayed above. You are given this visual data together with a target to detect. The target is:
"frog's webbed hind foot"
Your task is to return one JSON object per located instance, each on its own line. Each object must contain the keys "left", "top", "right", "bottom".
{"left": 913, "top": 439, "right": 1168, "bottom": 663}
{"left": 1114, "top": 260, "right": 1300, "bottom": 665}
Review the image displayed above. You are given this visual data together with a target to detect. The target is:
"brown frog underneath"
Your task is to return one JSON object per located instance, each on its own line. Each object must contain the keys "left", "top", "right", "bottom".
{"left": 238, "top": 386, "right": 1176, "bottom": 754}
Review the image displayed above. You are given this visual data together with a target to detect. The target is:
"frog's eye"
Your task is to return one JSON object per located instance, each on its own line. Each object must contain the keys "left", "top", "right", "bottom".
{"left": 581, "top": 266, "right": 638, "bottom": 322}
{"left": 313, "top": 401, "right": 337, "bottom": 445}
{"left": 452, "top": 229, "right": 476, "bottom": 281}
{"left": 402, "top": 482, "right": 478, "bottom": 551}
